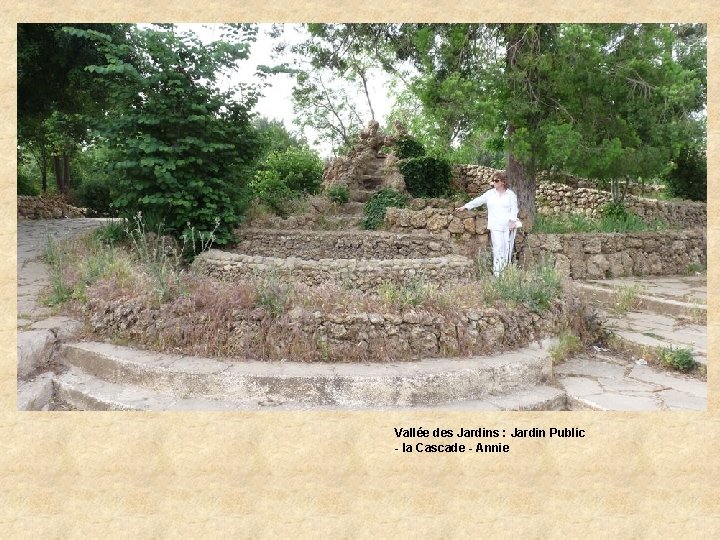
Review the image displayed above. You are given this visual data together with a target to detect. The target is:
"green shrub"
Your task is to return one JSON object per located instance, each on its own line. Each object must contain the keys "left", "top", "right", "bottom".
{"left": 656, "top": 346, "right": 696, "bottom": 372}
{"left": 549, "top": 331, "right": 582, "bottom": 364}
{"left": 663, "top": 145, "right": 706, "bottom": 202}
{"left": 326, "top": 185, "right": 350, "bottom": 204}
{"left": 491, "top": 263, "right": 563, "bottom": 313}
{"left": 18, "top": 168, "right": 40, "bottom": 196}
{"left": 399, "top": 156, "right": 452, "bottom": 198}
{"left": 74, "top": 177, "right": 117, "bottom": 216}
{"left": 395, "top": 135, "right": 426, "bottom": 159}
{"left": 256, "top": 272, "right": 294, "bottom": 317}
{"left": 92, "top": 220, "right": 129, "bottom": 245}
{"left": 262, "top": 146, "right": 323, "bottom": 195}
{"left": 362, "top": 188, "right": 408, "bottom": 230}
{"left": 613, "top": 284, "right": 643, "bottom": 314}
{"left": 600, "top": 201, "right": 630, "bottom": 221}
{"left": 250, "top": 170, "right": 296, "bottom": 217}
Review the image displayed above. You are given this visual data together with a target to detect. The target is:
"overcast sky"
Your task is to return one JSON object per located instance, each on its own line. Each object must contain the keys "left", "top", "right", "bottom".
{"left": 181, "top": 23, "right": 395, "bottom": 157}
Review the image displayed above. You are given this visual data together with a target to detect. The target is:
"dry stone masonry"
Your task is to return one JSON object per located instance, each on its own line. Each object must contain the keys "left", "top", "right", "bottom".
{"left": 233, "top": 229, "right": 460, "bottom": 259}
{"left": 195, "top": 249, "right": 475, "bottom": 292}
{"left": 321, "top": 120, "right": 405, "bottom": 202}
{"left": 536, "top": 183, "right": 706, "bottom": 228}
{"left": 522, "top": 230, "right": 706, "bottom": 279}
{"left": 18, "top": 195, "right": 86, "bottom": 219}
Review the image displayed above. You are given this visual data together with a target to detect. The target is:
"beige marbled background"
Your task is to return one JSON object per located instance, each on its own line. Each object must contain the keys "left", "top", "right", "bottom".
{"left": 2, "top": 2, "right": 718, "bottom": 537}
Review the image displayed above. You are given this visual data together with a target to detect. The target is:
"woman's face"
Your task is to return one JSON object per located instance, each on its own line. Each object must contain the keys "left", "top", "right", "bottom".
{"left": 493, "top": 178, "right": 506, "bottom": 189}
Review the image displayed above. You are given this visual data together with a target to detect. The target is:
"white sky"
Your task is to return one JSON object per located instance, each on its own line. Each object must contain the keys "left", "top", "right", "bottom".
{"left": 180, "top": 23, "right": 395, "bottom": 158}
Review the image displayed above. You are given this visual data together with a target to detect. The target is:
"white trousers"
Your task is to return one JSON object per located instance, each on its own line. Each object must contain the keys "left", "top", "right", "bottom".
{"left": 490, "top": 229, "right": 515, "bottom": 276}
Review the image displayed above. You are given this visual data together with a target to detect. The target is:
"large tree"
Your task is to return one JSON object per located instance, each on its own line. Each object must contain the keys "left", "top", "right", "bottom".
{"left": 297, "top": 23, "right": 706, "bottom": 225}
{"left": 69, "top": 24, "right": 264, "bottom": 244}
{"left": 17, "top": 23, "right": 130, "bottom": 194}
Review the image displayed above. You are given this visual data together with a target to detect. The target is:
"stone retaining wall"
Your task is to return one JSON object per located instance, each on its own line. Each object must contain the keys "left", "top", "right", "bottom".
{"left": 449, "top": 170, "right": 705, "bottom": 229}
{"left": 196, "top": 250, "right": 475, "bottom": 292}
{"left": 233, "top": 229, "right": 458, "bottom": 259}
{"left": 18, "top": 195, "right": 86, "bottom": 219}
{"left": 88, "top": 291, "right": 578, "bottom": 362}
{"left": 537, "top": 183, "right": 706, "bottom": 228}
{"left": 522, "top": 230, "right": 706, "bottom": 279}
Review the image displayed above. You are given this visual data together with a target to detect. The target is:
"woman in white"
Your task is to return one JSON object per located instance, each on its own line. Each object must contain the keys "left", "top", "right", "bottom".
{"left": 454, "top": 171, "right": 521, "bottom": 276}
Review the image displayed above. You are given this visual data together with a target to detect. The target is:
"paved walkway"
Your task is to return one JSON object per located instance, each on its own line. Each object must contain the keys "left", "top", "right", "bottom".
{"left": 561, "top": 276, "right": 707, "bottom": 410}
{"left": 16, "top": 218, "right": 708, "bottom": 411}
{"left": 17, "top": 219, "right": 109, "bottom": 408}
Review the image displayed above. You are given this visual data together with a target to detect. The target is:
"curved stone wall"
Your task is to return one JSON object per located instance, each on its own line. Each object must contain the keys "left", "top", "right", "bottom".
{"left": 195, "top": 250, "right": 475, "bottom": 292}
{"left": 87, "top": 289, "right": 580, "bottom": 362}
{"left": 232, "top": 229, "right": 459, "bottom": 259}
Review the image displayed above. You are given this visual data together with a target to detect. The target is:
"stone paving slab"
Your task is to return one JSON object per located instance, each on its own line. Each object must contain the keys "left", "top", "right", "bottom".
{"left": 557, "top": 352, "right": 705, "bottom": 411}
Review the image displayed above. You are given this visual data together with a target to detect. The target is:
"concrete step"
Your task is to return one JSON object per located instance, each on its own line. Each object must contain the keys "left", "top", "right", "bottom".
{"left": 602, "top": 309, "right": 706, "bottom": 366}
{"left": 55, "top": 339, "right": 559, "bottom": 410}
{"left": 573, "top": 279, "right": 706, "bottom": 320}
{"left": 53, "top": 368, "right": 567, "bottom": 411}
{"left": 420, "top": 385, "right": 567, "bottom": 411}
{"left": 53, "top": 369, "right": 260, "bottom": 411}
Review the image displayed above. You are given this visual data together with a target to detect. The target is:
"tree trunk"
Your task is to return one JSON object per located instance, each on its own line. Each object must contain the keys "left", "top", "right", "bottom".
{"left": 504, "top": 25, "right": 537, "bottom": 229}
{"left": 506, "top": 126, "right": 536, "bottom": 228}
{"left": 62, "top": 153, "right": 71, "bottom": 194}
{"left": 52, "top": 153, "right": 71, "bottom": 195}
{"left": 53, "top": 155, "right": 62, "bottom": 193}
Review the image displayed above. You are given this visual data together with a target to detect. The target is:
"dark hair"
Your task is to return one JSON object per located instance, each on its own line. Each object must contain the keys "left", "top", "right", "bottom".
{"left": 493, "top": 171, "right": 509, "bottom": 187}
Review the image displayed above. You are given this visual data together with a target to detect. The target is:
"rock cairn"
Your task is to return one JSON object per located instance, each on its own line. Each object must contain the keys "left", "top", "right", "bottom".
{"left": 321, "top": 120, "right": 406, "bottom": 202}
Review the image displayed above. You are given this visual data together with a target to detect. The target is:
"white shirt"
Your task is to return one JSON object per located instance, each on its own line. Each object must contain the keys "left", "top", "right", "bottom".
{"left": 462, "top": 188, "right": 519, "bottom": 231}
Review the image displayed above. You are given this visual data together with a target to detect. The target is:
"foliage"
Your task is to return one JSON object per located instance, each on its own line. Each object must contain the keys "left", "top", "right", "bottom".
{"left": 92, "top": 220, "right": 129, "bottom": 245}
{"left": 260, "top": 146, "right": 323, "bottom": 195}
{"left": 377, "top": 278, "right": 442, "bottom": 310}
{"left": 255, "top": 272, "right": 294, "bottom": 317}
{"left": 613, "top": 284, "right": 644, "bottom": 315}
{"left": 300, "top": 23, "right": 706, "bottom": 226}
{"left": 490, "top": 263, "right": 563, "bottom": 313}
{"left": 292, "top": 70, "right": 365, "bottom": 152}
{"left": 68, "top": 24, "right": 264, "bottom": 245}
{"left": 250, "top": 170, "right": 295, "bottom": 217}
{"left": 325, "top": 185, "right": 350, "bottom": 204}
{"left": 399, "top": 156, "right": 452, "bottom": 198}
{"left": 18, "top": 24, "right": 131, "bottom": 193}
{"left": 41, "top": 232, "right": 135, "bottom": 307}
{"left": 533, "top": 211, "right": 668, "bottom": 234}
{"left": 362, "top": 188, "right": 407, "bottom": 229}
{"left": 656, "top": 345, "right": 696, "bottom": 372}
{"left": 663, "top": 144, "right": 706, "bottom": 201}
{"left": 549, "top": 331, "right": 582, "bottom": 364}
{"left": 253, "top": 117, "right": 308, "bottom": 159}
{"left": 395, "top": 135, "right": 426, "bottom": 159}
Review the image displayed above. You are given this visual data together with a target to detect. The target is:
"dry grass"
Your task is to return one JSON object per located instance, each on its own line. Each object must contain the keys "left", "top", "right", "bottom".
{"left": 46, "top": 223, "right": 592, "bottom": 363}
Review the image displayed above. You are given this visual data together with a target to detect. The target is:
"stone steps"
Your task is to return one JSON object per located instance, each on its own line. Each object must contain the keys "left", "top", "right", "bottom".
{"left": 572, "top": 277, "right": 706, "bottom": 368}
{"left": 573, "top": 280, "right": 706, "bottom": 320}
{"left": 50, "top": 339, "right": 564, "bottom": 411}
